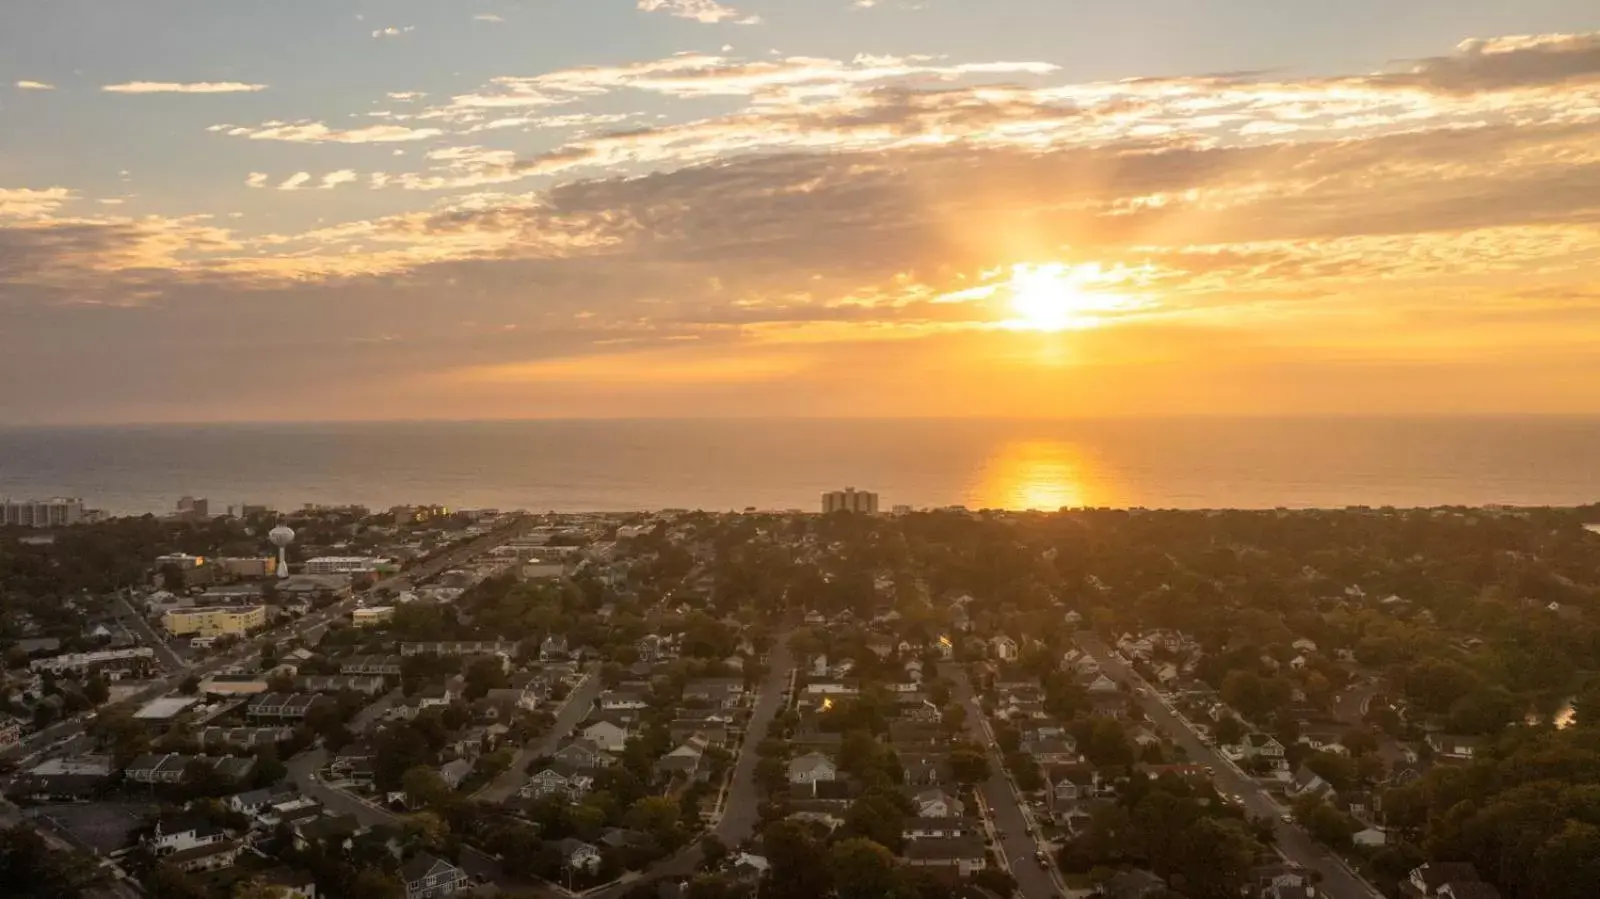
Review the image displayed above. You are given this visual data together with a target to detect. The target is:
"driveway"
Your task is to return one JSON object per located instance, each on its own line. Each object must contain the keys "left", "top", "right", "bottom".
{"left": 1076, "top": 636, "right": 1383, "bottom": 899}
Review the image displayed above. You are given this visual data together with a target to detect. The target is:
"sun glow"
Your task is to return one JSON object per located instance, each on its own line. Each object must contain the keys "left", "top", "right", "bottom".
{"left": 1004, "top": 262, "right": 1136, "bottom": 332}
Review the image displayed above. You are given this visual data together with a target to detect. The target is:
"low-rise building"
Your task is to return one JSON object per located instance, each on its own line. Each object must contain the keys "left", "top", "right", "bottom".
{"left": 352, "top": 606, "right": 394, "bottom": 627}
{"left": 247, "top": 693, "right": 330, "bottom": 720}
{"left": 163, "top": 605, "right": 266, "bottom": 638}
{"left": 901, "top": 836, "right": 987, "bottom": 876}
{"left": 303, "top": 556, "right": 391, "bottom": 576}
{"left": 400, "top": 853, "right": 469, "bottom": 899}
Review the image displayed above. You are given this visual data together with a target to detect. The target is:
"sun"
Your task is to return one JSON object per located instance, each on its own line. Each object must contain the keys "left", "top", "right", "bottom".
{"left": 1004, "top": 262, "right": 1130, "bottom": 332}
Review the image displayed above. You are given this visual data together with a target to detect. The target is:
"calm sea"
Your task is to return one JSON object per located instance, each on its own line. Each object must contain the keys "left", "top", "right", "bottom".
{"left": 1, "top": 418, "right": 1597, "bottom": 516}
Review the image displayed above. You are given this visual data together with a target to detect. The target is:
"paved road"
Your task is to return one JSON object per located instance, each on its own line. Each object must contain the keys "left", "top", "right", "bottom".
{"left": 947, "top": 664, "right": 1064, "bottom": 899}
{"left": 115, "top": 589, "right": 187, "bottom": 671}
{"left": 476, "top": 669, "right": 602, "bottom": 803}
{"left": 1076, "top": 636, "right": 1383, "bottom": 899}
{"left": 710, "top": 629, "right": 795, "bottom": 845}
{"left": 1, "top": 516, "right": 535, "bottom": 762}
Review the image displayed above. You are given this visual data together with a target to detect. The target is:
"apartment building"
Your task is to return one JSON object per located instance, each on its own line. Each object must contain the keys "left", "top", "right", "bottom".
{"left": 163, "top": 605, "right": 267, "bottom": 638}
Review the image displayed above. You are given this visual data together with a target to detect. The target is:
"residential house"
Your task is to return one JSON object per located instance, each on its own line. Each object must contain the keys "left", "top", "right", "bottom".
{"left": 552, "top": 738, "right": 613, "bottom": 770}
{"left": 901, "top": 817, "right": 978, "bottom": 840}
{"left": 400, "top": 853, "right": 470, "bottom": 899}
{"left": 669, "top": 719, "right": 729, "bottom": 747}
{"left": 291, "top": 814, "right": 361, "bottom": 852}
{"left": 683, "top": 678, "right": 744, "bottom": 708}
{"left": 1245, "top": 733, "right": 1288, "bottom": 768}
{"left": 599, "top": 691, "right": 649, "bottom": 712}
{"left": 582, "top": 719, "right": 631, "bottom": 754}
{"left": 990, "top": 635, "right": 1018, "bottom": 661}
{"left": 438, "top": 759, "right": 473, "bottom": 790}
{"left": 166, "top": 840, "right": 243, "bottom": 873}
{"left": 149, "top": 813, "right": 227, "bottom": 855}
{"left": 558, "top": 838, "right": 602, "bottom": 872}
{"left": 901, "top": 836, "right": 987, "bottom": 877}
{"left": 226, "top": 784, "right": 300, "bottom": 815}
{"left": 539, "top": 635, "right": 569, "bottom": 661}
{"left": 1402, "top": 863, "right": 1489, "bottom": 898}
{"left": 340, "top": 655, "right": 402, "bottom": 677}
{"left": 256, "top": 869, "right": 319, "bottom": 899}
{"left": 246, "top": 693, "right": 328, "bottom": 721}
{"left": 520, "top": 764, "right": 595, "bottom": 802}
{"left": 912, "top": 787, "right": 964, "bottom": 818}
{"left": 1426, "top": 733, "right": 1481, "bottom": 761}
{"left": 1103, "top": 869, "right": 1168, "bottom": 899}
{"left": 1022, "top": 737, "right": 1080, "bottom": 766}
{"left": 787, "top": 752, "right": 838, "bottom": 794}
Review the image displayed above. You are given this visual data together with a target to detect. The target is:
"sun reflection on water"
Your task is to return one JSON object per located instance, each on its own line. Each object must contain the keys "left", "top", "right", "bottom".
{"left": 971, "top": 440, "right": 1111, "bottom": 510}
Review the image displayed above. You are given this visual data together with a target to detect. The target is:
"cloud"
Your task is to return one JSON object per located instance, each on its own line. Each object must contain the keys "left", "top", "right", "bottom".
{"left": 0, "top": 187, "right": 74, "bottom": 218}
{"left": 372, "top": 26, "right": 416, "bottom": 39}
{"left": 245, "top": 173, "right": 270, "bottom": 189}
{"left": 278, "top": 172, "right": 312, "bottom": 191}
{"left": 473, "top": 13, "right": 505, "bottom": 23}
{"left": 319, "top": 170, "right": 359, "bottom": 190}
{"left": 217, "top": 121, "right": 444, "bottom": 144}
{"left": 1388, "top": 32, "right": 1600, "bottom": 94}
{"left": 637, "top": 0, "right": 760, "bottom": 25}
{"left": 102, "top": 81, "right": 268, "bottom": 94}
{"left": 15, "top": 80, "right": 55, "bottom": 91}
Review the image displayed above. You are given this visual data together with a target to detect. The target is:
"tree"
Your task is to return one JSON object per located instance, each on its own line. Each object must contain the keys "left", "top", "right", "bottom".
{"left": 949, "top": 747, "right": 991, "bottom": 785}
{"left": 842, "top": 791, "right": 908, "bottom": 853}
{"left": 700, "top": 833, "right": 730, "bottom": 871}
{"left": 1533, "top": 820, "right": 1600, "bottom": 899}
{"left": 761, "top": 820, "right": 833, "bottom": 899}
{"left": 626, "top": 796, "right": 684, "bottom": 848}
{"left": 83, "top": 673, "right": 110, "bottom": 705}
{"left": 1007, "top": 752, "right": 1044, "bottom": 791}
{"left": 178, "top": 674, "right": 200, "bottom": 695}
{"left": 1213, "top": 714, "right": 1246, "bottom": 747}
{"left": 829, "top": 837, "right": 902, "bottom": 899}
{"left": 402, "top": 765, "right": 449, "bottom": 809}
{"left": 146, "top": 863, "right": 208, "bottom": 899}
{"left": 1339, "top": 727, "right": 1379, "bottom": 757}
{"left": 0, "top": 825, "right": 102, "bottom": 899}
{"left": 351, "top": 869, "right": 405, "bottom": 899}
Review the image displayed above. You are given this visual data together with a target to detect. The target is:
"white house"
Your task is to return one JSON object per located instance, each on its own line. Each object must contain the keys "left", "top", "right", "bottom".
{"left": 787, "top": 752, "right": 838, "bottom": 793}
{"left": 990, "top": 635, "right": 1018, "bottom": 661}
{"left": 582, "top": 720, "right": 631, "bottom": 753}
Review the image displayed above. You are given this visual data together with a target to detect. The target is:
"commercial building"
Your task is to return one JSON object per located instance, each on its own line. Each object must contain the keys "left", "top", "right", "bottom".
{"left": 303, "top": 556, "right": 392, "bottom": 576}
{"left": 822, "top": 487, "right": 879, "bottom": 515}
{"left": 2, "top": 497, "right": 85, "bottom": 528}
{"left": 352, "top": 606, "right": 394, "bottom": 627}
{"left": 175, "top": 496, "right": 210, "bottom": 519}
{"left": 216, "top": 557, "right": 277, "bottom": 578}
{"left": 29, "top": 647, "right": 155, "bottom": 675}
{"left": 162, "top": 605, "right": 266, "bottom": 638}
{"left": 155, "top": 552, "right": 208, "bottom": 570}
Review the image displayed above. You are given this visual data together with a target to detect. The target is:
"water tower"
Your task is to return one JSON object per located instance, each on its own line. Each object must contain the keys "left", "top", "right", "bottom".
{"left": 268, "top": 525, "right": 295, "bottom": 579}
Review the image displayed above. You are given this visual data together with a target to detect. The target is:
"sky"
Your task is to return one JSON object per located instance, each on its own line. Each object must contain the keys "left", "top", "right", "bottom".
{"left": 3, "top": 0, "right": 1600, "bottom": 424}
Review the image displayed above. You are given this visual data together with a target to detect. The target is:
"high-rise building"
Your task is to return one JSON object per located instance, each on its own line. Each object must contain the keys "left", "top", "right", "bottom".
{"left": 1, "top": 498, "right": 86, "bottom": 528}
{"left": 822, "top": 488, "right": 880, "bottom": 514}
{"left": 175, "top": 496, "right": 210, "bottom": 519}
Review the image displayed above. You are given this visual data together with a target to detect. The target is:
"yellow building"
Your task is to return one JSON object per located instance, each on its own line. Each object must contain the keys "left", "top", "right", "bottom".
{"left": 162, "top": 605, "right": 266, "bottom": 638}
{"left": 351, "top": 606, "right": 394, "bottom": 627}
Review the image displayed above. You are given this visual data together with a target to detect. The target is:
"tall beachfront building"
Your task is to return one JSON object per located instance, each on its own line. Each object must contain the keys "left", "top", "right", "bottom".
{"left": 822, "top": 488, "right": 880, "bottom": 514}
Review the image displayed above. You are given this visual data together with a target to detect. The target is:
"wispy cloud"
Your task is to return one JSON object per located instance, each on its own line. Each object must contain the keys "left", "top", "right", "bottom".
{"left": 103, "top": 81, "right": 267, "bottom": 94}
{"left": 372, "top": 25, "right": 416, "bottom": 39}
{"left": 0, "top": 187, "right": 74, "bottom": 218}
{"left": 277, "top": 172, "right": 312, "bottom": 191}
{"left": 215, "top": 121, "right": 444, "bottom": 144}
{"left": 245, "top": 173, "right": 270, "bottom": 189}
{"left": 319, "top": 170, "right": 359, "bottom": 190}
{"left": 637, "top": 0, "right": 760, "bottom": 26}
{"left": 473, "top": 14, "right": 505, "bottom": 23}
{"left": 15, "top": 80, "right": 56, "bottom": 91}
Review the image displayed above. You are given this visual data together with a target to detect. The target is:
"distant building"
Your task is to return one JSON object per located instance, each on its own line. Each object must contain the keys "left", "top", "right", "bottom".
{"left": 351, "top": 606, "right": 394, "bottom": 627}
{"left": 822, "top": 487, "right": 879, "bottom": 514}
{"left": 163, "top": 605, "right": 266, "bottom": 638}
{"left": 155, "top": 552, "right": 208, "bottom": 569}
{"left": 1, "top": 497, "right": 85, "bottom": 528}
{"left": 216, "top": 557, "right": 277, "bottom": 578}
{"left": 303, "top": 556, "right": 391, "bottom": 576}
{"left": 175, "top": 496, "right": 210, "bottom": 519}
{"left": 29, "top": 647, "right": 155, "bottom": 675}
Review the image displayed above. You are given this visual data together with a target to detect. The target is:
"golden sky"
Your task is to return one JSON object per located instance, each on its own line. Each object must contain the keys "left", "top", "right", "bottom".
{"left": 4, "top": 11, "right": 1600, "bottom": 421}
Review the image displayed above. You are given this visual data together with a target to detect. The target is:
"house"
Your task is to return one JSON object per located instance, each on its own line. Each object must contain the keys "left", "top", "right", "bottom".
{"left": 1403, "top": 863, "right": 1487, "bottom": 898}
{"left": 226, "top": 784, "right": 300, "bottom": 815}
{"left": 683, "top": 678, "right": 744, "bottom": 708}
{"left": 520, "top": 764, "right": 595, "bottom": 802}
{"left": 730, "top": 852, "right": 771, "bottom": 882}
{"left": 438, "top": 758, "right": 473, "bottom": 790}
{"left": 1437, "top": 885, "right": 1502, "bottom": 899}
{"left": 1426, "top": 733, "right": 1481, "bottom": 761}
{"left": 553, "top": 739, "right": 613, "bottom": 770}
{"left": 1049, "top": 767, "right": 1100, "bottom": 806}
{"left": 400, "top": 853, "right": 470, "bottom": 899}
{"left": 912, "top": 787, "right": 964, "bottom": 818}
{"left": 558, "top": 838, "right": 602, "bottom": 872}
{"left": 539, "top": 635, "right": 569, "bottom": 661}
{"left": 901, "top": 817, "right": 978, "bottom": 840}
{"left": 787, "top": 752, "right": 838, "bottom": 794}
{"left": 901, "top": 836, "right": 987, "bottom": 877}
{"left": 149, "top": 812, "right": 227, "bottom": 855}
{"left": 246, "top": 693, "right": 328, "bottom": 721}
{"left": 1086, "top": 673, "right": 1120, "bottom": 694}
{"left": 1103, "top": 869, "right": 1168, "bottom": 899}
{"left": 1246, "top": 733, "right": 1287, "bottom": 763}
{"left": 669, "top": 719, "right": 730, "bottom": 746}
{"left": 582, "top": 720, "right": 631, "bottom": 753}
{"left": 1022, "top": 738, "right": 1080, "bottom": 765}
{"left": 990, "top": 635, "right": 1018, "bottom": 661}
{"left": 1290, "top": 765, "right": 1331, "bottom": 798}
{"left": 255, "top": 869, "right": 319, "bottom": 899}
{"left": 291, "top": 814, "right": 361, "bottom": 852}
{"left": 1292, "top": 638, "right": 1318, "bottom": 654}
{"left": 656, "top": 738, "right": 708, "bottom": 780}
{"left": 599, "top": 691, "right": 650, "bottom": 712}
{"left": 340, "top": 655, "right": 402, "bottom": 676}
{"left": 166, "top": 840, "right": 243, "bottom": 873}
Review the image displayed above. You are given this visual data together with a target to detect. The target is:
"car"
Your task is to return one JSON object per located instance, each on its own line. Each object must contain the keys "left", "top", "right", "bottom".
{"left": 1281, "top": 813, "right": 1293, "bottom": 823}
{"left": 1204, "top": 765, "right": 1215, "bottom": 774}
{"left": 1035, "top": 851, "right": 1049, "bottom": 867}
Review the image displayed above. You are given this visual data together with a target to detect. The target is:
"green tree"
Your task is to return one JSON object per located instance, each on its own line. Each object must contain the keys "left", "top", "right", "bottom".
{"left": 1533, "top": 820, "right": 1600, "bottom": 899}
{"left": 700, "top": 833, "right": 731, "bottom": 871}
{"left": 829, "top": 837, "right": 902, "bottom": 899}
{"left": 948, "top": 747, "right": 991, "bottom": 785}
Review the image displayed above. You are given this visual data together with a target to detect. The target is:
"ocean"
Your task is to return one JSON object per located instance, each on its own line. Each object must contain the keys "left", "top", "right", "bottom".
{"left": 1, "top": 418, "right": 1597, "bottom": 516}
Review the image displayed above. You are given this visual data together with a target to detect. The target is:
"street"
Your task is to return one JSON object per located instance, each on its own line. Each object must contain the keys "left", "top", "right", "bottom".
{"left": 476, "top": 669, "right": 603, "bottom": 803}
{"left": 946, "top": 664, "right": 1067, "bottom": 899}
{"left": 1075, "top": 636, "right": 1383, "bottom": 899}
